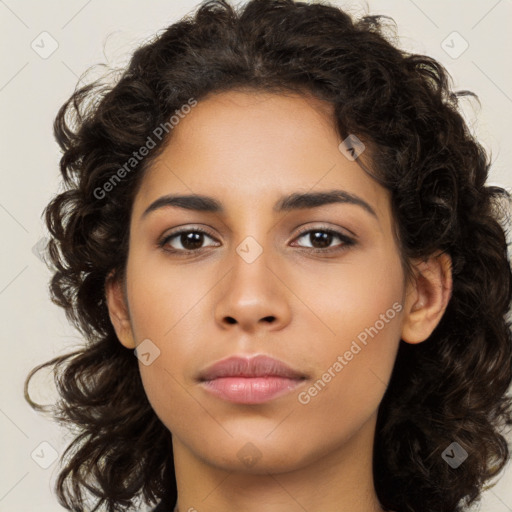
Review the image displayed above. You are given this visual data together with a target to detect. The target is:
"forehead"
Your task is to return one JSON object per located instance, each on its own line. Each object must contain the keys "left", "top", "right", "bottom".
{"left": 173, "top": 89, "right": 337, "bottom": 147}
{"left": 132, "top": 89, "right": 389, "bottom": 224}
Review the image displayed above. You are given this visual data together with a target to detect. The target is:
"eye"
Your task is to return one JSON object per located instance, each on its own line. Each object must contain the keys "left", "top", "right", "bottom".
{"left": 157, "top": 225, "right": 356, "bottom": 255}
{"left": 291, "top": 225, "right": 356, "bottom": 253}
{"left": 158, "top": 227, "right": 219, "bottom": 253}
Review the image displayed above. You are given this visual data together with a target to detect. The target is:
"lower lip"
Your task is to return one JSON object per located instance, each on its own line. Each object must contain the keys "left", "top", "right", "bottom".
{"left": 200, "top": 376, "right": 305, "bottom": 404}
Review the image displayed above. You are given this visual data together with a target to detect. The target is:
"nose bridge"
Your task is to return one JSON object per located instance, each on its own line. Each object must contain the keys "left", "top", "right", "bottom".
{"left": 213, "top": 219, "right": 292, "bottom": 331}
{"left": 229, "top": 206, "right": 274, "bottom": 269}
{"left": 229, "top": 229, "right": 274, "bottom": 301}
{"left": 228, "top": 206, "right": 284, "bottom": 285}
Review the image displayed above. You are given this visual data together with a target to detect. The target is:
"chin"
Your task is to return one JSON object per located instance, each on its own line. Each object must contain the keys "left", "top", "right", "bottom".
{"left": 188, "top": 433, "right": 320, "bottom": 475}
{"left": 209, "top": 450, "right": 308, "bottom": 475}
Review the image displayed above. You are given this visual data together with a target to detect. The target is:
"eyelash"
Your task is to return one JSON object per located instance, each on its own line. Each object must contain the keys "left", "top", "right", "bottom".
{"left": 157, "top": 225, "right": 356, "bottom": 256}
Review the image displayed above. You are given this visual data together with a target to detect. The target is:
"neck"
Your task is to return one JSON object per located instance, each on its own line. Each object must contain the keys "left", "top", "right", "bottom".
{"left": 171, "top": 412, "right": 385, "bottom": 512}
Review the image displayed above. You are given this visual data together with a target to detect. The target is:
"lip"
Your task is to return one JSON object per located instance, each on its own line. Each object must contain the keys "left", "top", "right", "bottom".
{"left": 198, "top": 354, "right": 307, "bottom": 404}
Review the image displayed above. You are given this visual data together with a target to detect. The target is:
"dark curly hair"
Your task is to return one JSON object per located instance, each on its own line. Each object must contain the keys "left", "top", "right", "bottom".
{"left": 24, "top": 0, "right": 512, "bottom": 511}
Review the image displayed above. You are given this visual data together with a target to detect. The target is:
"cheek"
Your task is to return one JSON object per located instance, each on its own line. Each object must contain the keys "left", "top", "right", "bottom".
{"left": 123, "top": 256, "right": 208, "bottom": 425}
{"left": 293, "top": 246, "right": 404, "bottom": 413}
{"left": 292, "top": 243, "right": 404, "bottom": 354}
{"left": 294, "top": 304, "right": 402, "bottom": 449}
{"left": 125, "top": 248, "right": 211, "bottom": 342}
{"left": 138, "top": 363, "right": 191, "bottom": 428}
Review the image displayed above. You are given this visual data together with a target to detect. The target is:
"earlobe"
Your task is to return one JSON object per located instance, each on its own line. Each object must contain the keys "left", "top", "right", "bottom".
{"left": 104, "top": 270, "right": 136, "bottom": 349}
{"left": 401, "top": 251, "right": 453, "bottom": 344}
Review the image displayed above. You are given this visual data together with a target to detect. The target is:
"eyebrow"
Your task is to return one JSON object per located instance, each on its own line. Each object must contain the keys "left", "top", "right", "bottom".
{"left": 140, "top": 189, "right": 378, "bottom": 220}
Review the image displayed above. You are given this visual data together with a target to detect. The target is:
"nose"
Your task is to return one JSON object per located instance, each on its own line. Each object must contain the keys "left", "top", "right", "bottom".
{"left": 213, "top": 247, "right": 292, "bottom": 334}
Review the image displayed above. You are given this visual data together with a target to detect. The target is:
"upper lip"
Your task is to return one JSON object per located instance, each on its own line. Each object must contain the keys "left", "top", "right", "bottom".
{"left": 198, "top": 354, "right": 306, "bottom": 381}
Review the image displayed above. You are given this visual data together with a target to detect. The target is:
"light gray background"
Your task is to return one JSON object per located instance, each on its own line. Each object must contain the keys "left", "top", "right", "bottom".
{"left": 1, "top": 0, "right": 511, "bottom": 510}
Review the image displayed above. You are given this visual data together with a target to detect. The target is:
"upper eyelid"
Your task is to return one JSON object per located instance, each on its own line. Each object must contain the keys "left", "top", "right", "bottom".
{"left": 294, "top": 224, "right": 355, "bottom": 238}
{"left": 162, "top": 223, "right": 352, "bottom": 237}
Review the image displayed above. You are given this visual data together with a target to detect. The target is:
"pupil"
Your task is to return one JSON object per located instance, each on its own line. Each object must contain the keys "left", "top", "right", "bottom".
{"left": 183, "top": 232, "right": 204, "bottom": 250}
{"left": 311, "top": 231, "right": 331, "bottom": 248}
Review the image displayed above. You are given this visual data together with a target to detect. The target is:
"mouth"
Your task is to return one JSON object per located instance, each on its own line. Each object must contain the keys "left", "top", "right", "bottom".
{"left": 197, "top": 354, "right": 307, "bottom": 404}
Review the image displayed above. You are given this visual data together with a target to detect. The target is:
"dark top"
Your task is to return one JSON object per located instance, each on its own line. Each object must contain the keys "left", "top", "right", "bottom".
{"left": 152, "top": 497, "right": 175, "bottom": 511}
{"left": 153, "top": 501, "right": 171, "bottom": 511}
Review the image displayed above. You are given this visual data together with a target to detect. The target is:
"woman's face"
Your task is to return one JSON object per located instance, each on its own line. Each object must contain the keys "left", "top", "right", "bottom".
{"left": 115, "top": 90, "right": 409, "bottom": 473}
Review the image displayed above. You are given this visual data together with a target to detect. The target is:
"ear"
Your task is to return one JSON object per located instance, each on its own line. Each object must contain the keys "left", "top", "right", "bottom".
{"left": 104, "top": 270, "right": 136, "bottom": 349}
{"left": 401, "top": 251, "right": 453, "bottom": 344}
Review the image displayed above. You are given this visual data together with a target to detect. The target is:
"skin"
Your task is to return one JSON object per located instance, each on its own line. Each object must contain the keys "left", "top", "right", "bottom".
{"left": 105, "top": 90, "right": 452, "bottom": 512}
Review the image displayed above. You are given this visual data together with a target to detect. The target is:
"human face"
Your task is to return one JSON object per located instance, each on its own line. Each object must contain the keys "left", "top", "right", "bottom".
{"left": 121, "top": 90, "right": 406, "bottom": 473}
